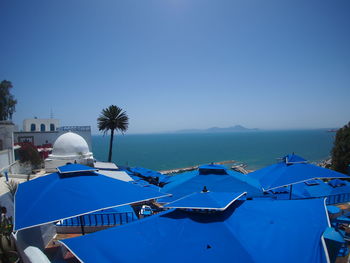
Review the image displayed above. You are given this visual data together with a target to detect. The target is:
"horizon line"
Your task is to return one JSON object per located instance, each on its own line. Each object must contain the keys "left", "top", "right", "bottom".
{"left": 91, "top": 127, "right": 338, "bottom": 136}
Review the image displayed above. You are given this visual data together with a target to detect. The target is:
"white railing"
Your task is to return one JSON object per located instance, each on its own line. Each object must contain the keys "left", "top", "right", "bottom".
{"left": 57, "top": 126, "right": 91, "bottom": 132}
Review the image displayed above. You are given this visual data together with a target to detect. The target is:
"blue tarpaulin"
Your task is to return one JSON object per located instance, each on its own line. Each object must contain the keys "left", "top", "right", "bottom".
{"left": 281, "top": 179, "right": 350, "bottom": 203}
{"left": 130, "top": 167, "right": 170, "bottom": 182}
{"left": 61, "top": 199, "right": 329, "bottom": 263}
{"left": 14, "top": 164, "right": 170, "bottom": 231}
{"left": 130, "top": 167, "right": 161, "bottom": 178}
{"left": 291, "top": 180, "right": 331, "bottom": 198}
{"left": 249, "top": 154, "right": 349, "bottom": 191}
{"left": 160, "top": 165, "right": 262, "bottom": 202}
{"left": 127, "top": 167, "right": 171, "bottom": 186}
{"left": 164, "top": 191, "right": 246, "bottom": 210}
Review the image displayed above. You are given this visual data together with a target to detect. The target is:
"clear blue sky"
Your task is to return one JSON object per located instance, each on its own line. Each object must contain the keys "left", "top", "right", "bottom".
{"left": 1, "top": 0, "right": 349, "bottom": 134}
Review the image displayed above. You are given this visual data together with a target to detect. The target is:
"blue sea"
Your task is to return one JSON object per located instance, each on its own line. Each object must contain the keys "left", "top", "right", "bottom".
{"left": 92, "top": 129, "right": 335, "bottom": 171}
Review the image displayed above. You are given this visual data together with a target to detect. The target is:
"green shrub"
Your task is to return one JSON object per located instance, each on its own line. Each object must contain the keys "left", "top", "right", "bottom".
{"left": 18, "top": 143, "right": 42, "bottom": 167}
{"left": 331, "top": 122, "right": 350, "bottom": 174}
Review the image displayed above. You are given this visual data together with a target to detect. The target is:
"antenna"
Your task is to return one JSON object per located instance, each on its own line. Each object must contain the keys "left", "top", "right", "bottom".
{"left": 50, "top": 108, "right": 54, "bottom": 119}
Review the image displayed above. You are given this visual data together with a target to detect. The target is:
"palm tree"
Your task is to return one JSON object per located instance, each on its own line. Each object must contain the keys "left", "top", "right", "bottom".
{"left": 97, "top": 105, "right": 129, "bottom": 162}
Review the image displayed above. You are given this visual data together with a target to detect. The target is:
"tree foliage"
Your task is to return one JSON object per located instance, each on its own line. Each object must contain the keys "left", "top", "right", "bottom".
{"left": 18, "top": 143, "right": 42, "bottom": 167}
{"left": 0, "top": 80, "right": 17, "bottom": 121}
{"left": 331, "top": 122, "right": 350, "bottom": 174}
{"left": 97, "top": 105, "right": 129, "bottom": 162}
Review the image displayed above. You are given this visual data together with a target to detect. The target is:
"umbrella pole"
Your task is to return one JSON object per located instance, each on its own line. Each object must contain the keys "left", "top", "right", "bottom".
{"left": 289, "top": 184, "right": 293, "bottom": 200}
{"left": 79, "top": 216, "right": 85, "bottom": 235}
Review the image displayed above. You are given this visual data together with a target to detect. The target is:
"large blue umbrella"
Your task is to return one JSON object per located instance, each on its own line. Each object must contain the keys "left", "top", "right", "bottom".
{"left": 284, "top": 179, "right": 350, "bottom": 200}
{"left": 14, "top": 164, "right": 170, "bottom": 231}
{"left": 61, "top": 198, "right": 329, "bottom": 263}
{"left": 249, "top": 154, "right": 349, "bottom": 191}
{"left": 160, "top": 164, "right": 262, "bottom": 203}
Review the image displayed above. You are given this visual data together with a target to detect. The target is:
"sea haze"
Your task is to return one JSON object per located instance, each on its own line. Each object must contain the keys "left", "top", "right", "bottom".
{"left": 92, "top": 129, "right": 335, "bottom": 171}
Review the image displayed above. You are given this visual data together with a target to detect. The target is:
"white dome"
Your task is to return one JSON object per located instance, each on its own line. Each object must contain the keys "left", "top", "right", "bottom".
{"left": 51, "top": 132, "right": 92, "bottom": 158}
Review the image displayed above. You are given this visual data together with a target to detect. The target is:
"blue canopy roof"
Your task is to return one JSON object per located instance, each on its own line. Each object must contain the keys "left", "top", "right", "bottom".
{"left": 164, "top": 191, "right": 246, "bottom": 210}
{"left": 249, "top": 154, "right": 349, "bottom": 191}
{"left": 327, "top": 205, "right": 341, "bottom": 215}
{"left": 277, "top": 179, "right": 350, "bottom": 200}
{"left": 284, "top": 154, "right": 307, "bottom": 164}
{"left": 160, "top": 166, "right": 262, "bottom": 202}
{"left": 14, "top": 164, "right": 170, "bottom": 231}
{"left": 61, "top": 199, "right": 329, "bottom": 263}
{"left": 323, "top": 227, "right": 345, "bottom": 243}
{"left": 335, "top": 212, "right": 350, "bottom": 224}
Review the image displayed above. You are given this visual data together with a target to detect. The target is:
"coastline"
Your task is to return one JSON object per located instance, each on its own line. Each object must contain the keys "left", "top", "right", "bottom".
{"left": 159, "top": 160, "right": 236, "bottom": 174}
{"left": 159, "top": 157, "right": 332, "bottom": 175}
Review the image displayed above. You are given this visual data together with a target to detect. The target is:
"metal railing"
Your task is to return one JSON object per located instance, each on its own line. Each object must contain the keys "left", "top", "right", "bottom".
{"left": 260, "top": 192, "right": 350, "bottom": 205}
{"left": 326, "top": 193, "right": 350, "bottom": 205}
{"left": 57, "top": 211, "right": 136, "bottom": 227}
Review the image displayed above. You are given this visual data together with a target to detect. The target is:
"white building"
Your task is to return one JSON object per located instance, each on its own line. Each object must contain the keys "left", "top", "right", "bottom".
{"left": 23, "top": 118, "right": 59, "bottom": 132}
{"left": 45, "top": 132, "right": 94, "bottom": 172}
{"left": 0, "top": 121, "right": 16, "bottom": 170}
{"left": 15, "top": 120, "right": 92, "bottom": 151}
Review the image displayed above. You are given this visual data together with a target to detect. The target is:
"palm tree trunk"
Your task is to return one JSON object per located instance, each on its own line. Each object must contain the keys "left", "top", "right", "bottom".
{"left": 108, "top": 129, "right": 114, "bottom": 162}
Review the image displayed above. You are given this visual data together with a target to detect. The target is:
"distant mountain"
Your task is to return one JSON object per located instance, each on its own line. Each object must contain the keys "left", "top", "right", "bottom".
{"left": 175, "top": 125, "right": 259, "bottom": 134}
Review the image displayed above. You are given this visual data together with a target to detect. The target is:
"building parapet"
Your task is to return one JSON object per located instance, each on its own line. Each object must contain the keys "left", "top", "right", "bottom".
{"left": 58, "top": 126, "right": 91, "bottom": 132}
